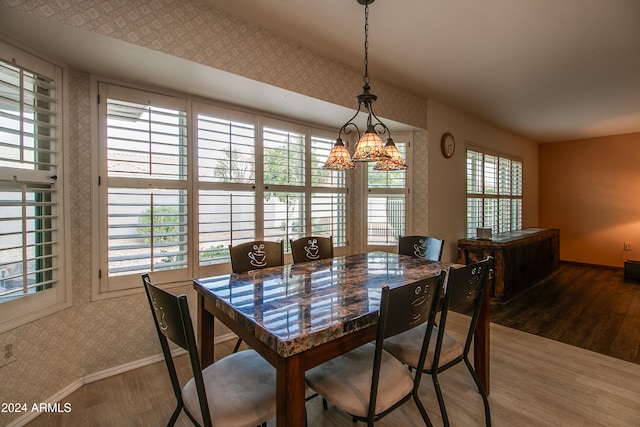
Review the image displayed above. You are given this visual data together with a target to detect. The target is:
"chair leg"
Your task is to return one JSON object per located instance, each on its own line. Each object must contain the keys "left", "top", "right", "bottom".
{"left": 305, "top": 392, "right": 319, "bottom": 402}
{"left": 233, "top": 337, "right": 242, "bottom": 353}
{"left": 183, "top": 406, "right": 202, "bottom": 427}
{"left": 463, "top": 356, "right": 492, "bottom": 426}
{"left": 167, "top": 403, "right": 182, "bottom": 427}
{"left": 412, "top": 393, "right": 434, "bottom": 427}
{"left": 431, "top": 372, "right": 450, "bottom": 427}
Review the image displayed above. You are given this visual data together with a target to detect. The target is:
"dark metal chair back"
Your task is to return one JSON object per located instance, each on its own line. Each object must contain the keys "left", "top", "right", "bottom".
{"left": 229, "top": 240, "right": 284, "bottom": 273}
{"left": 398, "top": 235, "right": 445, "bottom": 261}
{"left": 228, "top": 240, "right": 284, "bottom": 352}
{"left": 142, "top": 273, "right": 213, "bottom": 427}
{"left": 429, "top": 257, "right": 494, "bottom": 426}
{"left": 290, "top": 236, "right": 334, "bottom": 264}
{"left": 438, "top": 256, "right": 493, "bottom": 359}
{"left": 366, "top": 271, "right": 446, "bottom": 423}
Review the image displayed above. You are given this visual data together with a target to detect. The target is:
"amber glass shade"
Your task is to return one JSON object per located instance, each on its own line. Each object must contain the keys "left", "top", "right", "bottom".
{"left": 324, "top": 139, "right": 355, "bottom": 170}
{"left": 374, "top": 138, "right": 407, "bottom": 170}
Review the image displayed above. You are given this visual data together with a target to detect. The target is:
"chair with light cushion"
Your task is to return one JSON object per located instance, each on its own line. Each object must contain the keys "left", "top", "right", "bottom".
{"left": 290, "top": 236, "right": 334, "bottom": 264}
{"left": 383, "top": 257, "right": 494, "bottom": 427}
{"left": 306, "top": 271, "right": 446, "bottom": 426}
{"left": 142, "top": 273, "right": 276, "bottom": 427}
{"left": 228, "top": 240, "right": 284, "bottom": 352}
{"left": 398, "top": 235, "right": 445, "bottom": 261}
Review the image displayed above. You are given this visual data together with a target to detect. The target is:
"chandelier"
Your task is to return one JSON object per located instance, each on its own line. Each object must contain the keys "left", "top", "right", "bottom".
{"left": 323, "top": 0, "right": 407, "bottom": 171}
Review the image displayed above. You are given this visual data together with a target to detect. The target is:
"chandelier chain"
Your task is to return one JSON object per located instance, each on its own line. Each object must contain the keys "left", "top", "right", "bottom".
{"left": 363, "top": 3, "right": 370, "bottom": 86}
{"left": 323, "top": 0, "right": 406, "bottom": 170}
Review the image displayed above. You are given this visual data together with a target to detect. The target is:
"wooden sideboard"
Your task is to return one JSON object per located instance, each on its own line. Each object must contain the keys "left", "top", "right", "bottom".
{"left": 457, "top": 228, "right": 560, "bottom": 302}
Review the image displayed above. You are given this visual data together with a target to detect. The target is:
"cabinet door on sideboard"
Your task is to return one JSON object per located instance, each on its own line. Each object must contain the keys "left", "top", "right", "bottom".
{"left": 457, "top": 228, "right": 560, "bottom": 302}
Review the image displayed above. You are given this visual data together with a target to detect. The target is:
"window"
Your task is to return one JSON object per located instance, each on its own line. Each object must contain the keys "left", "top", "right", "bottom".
{"left": 98, "top": 84, "right": 188, "bottom": 292}
{"left": 466, "top": 148, "right": 522, "bottom": 238}
{"left": 197, "top": 106, "right": 256, "bottom": 267}
{"left": 310, "top": 135, "right": 347, "bottom": 247}
{"left": 366, "top": 139, "right": 409, "bottom": 247}
{"left": 262, "top": 123, "right": 306, "bottom": 250}
{"left": 0, "top": 40, "right": 69, "bottom": 331}
{"left": 96, "top": 83, "right": 348, "bottom": 295}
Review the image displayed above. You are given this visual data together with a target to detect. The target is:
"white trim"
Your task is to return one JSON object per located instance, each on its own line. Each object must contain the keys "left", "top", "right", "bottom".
{"left": 364, "top": 132, "right": 412, "bottom": 250}
{"left": 5, "top": 333, "right": 237, "bottom": 427}
{"left": 92, "top": 78, "right": 355, "bottom": 298}
{"left": 0, "top": 36, "right": 71, "bottom": 333}
{"left": 83, "top": 350, "right": 186, "bottom": 385}
{"left": 466, "top": 141, "right": 523, "bottom": 163}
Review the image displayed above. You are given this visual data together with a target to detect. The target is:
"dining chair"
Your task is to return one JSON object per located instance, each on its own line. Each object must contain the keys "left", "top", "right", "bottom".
{"left": 398, "top": 235, "right": 445, "bottom": 261}
{"left": 383, "top": 257, "right": 494, "bottom": 426}
{"left": 290, "top": 235, "right": 334, "bottom": 264}
{"left": 229, "top": 240, "right": 284, "bottom": 274}
{"left": 141, "top": 273, "right": 277, "bottom": 427}
{"left": 305, "top": 271, "right": 446, "bottom": 426}
{"left": 229, "top": 240, "right": 284, "bottom": 352}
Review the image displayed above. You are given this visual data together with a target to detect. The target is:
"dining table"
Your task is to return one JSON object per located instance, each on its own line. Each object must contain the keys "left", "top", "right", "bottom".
{"left": 193, "top": 251, "right": 490, "bottom": 427}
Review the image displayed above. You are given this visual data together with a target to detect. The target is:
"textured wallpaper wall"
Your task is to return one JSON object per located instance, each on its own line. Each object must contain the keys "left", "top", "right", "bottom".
{"left": 0, "top": 68, "right": 190, "bottom": 426}
{"left": 0, "top": 1, "right": 429, "bottom": 423}
{"left": 411, "top": 130, "right": 429, "bottom": 232}
{"left": 1, "top": 0, "right": 428, "bottom": 129}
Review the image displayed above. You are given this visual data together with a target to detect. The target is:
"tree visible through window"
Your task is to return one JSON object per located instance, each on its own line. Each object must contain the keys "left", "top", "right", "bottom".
{"left": 97, "top": 84, "right": 349, "bottom": 293}
{"left": 103, "top": 91, "right": 188, "bottom": 282}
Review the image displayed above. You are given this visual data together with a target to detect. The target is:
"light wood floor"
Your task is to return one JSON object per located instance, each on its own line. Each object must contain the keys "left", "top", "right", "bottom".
{"left": 27, "top": 311, "right": 640, "bottom": 427}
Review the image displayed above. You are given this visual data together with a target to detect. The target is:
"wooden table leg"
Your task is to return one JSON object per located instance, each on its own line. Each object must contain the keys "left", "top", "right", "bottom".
{"left": 197, "top": 293, "right": 215, "bottom": 367}
{"left": 474, "top": 281, "right": 490, "bottom": 394}
{"left": 276, "top": 354, "right": 306, "bottom": 427}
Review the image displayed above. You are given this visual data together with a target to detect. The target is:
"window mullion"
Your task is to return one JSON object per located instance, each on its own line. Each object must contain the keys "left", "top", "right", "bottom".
{"left": 102, "top": 88, "right": 189, "bottom": 288}
{"left": 99, "top": 86, "right": 352, "bottom": 286}
{"left": 20, "top": 184, "right": 28, "bottom": 293}
{"left": 466, "top": 148, "right": 522, "bottom": 238}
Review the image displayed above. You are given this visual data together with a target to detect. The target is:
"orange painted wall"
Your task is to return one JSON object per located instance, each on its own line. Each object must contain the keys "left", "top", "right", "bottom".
{"left": 539, "top": 132, "right": 640, "bottom": 267}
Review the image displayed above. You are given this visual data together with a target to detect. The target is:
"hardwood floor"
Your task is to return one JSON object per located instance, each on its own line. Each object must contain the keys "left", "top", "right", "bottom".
{"left": 26, "top": 306, "right": 640, "bottom": 426}
{"left": 486, "top": 262, "right": 640, "bottom": 365}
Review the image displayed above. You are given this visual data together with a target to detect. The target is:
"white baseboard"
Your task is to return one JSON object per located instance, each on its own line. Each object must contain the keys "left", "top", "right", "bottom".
{"left": 83, "top": 348, "right": 186, "bottom": 385}
{"left": 6, "top": 333, "right": 237, "bottom": 427}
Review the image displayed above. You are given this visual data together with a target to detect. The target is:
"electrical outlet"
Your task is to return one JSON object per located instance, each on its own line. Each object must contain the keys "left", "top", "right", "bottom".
{"left": 624, "top": 242, "right": 632, "bottom": 251}
{"left": 0, "top": 343, "right": 17, "bottom": 368}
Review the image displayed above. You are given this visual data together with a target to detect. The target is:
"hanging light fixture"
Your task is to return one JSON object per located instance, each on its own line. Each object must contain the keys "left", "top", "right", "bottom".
{"left": 374, "top": 137, "right": 407, "bottom": 170}
{"left": 324, "top": 0, "right": 407, "bottom": 171}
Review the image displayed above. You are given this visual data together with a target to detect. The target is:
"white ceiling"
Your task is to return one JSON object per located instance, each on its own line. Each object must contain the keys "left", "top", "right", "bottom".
{"left": 208, "top": 0, "right": 640, "bottom": 142}
{"left": 2, "top": 1, "right": 640, "bottom": 142}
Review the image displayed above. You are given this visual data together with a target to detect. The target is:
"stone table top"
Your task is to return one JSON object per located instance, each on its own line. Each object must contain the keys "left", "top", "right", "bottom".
{"left": 194, "top": 251, "right": 453, "bottom": 358}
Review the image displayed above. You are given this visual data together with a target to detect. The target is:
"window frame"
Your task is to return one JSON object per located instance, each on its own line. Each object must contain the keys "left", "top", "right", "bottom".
{"left": 92, "top": 80, "right": 352, "bottom": 297}
{"left": 96, "top": 83, "right": 190, "bottom": 294}
{"left": 0, "top": 38, "right": 71, "bottom": 333}
{"left": 193, "top": 103, "right": 258, "bottom": 277}
{"left": 365, "top": 133, "right": 412, "bottom": 251}
{"left": 465, "top": 145, "right": 523, "bottom": 238}
{"left": 260, "top": 117, "right": 308, "bottom": 251}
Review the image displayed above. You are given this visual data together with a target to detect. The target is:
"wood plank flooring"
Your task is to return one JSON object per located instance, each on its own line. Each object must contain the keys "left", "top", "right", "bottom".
{"left": 486, "top": 262, "right": 640, "bottom": 365}
{"left": 24, "top": 263, "right": 640, "bottom": 426}
{"left": 26, "top": 311, "right": 640, "bottom": 426}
